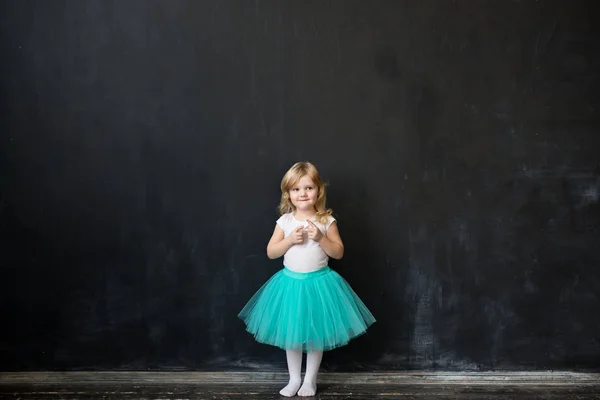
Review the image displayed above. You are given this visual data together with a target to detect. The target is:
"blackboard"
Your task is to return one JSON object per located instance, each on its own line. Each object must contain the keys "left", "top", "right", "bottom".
{"left": 1, "top": 0, "right": 599, "bottom": 371}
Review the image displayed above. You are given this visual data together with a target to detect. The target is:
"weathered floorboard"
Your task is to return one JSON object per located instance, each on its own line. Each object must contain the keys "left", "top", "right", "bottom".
{"left": 1, "top": 371, "right": 599, "bottom": 399}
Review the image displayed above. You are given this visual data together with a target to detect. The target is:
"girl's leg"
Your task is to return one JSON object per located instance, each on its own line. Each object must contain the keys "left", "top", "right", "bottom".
{"left": 298, "top": 350, "right": 323, "bottom": 397}
{"left": 280, "top": 349, "right": 303, "bottom": 397}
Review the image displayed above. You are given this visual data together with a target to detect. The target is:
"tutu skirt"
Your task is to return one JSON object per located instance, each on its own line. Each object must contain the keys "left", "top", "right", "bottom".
{"left": 238, "top": 266, "right": 376, "bottom": 353}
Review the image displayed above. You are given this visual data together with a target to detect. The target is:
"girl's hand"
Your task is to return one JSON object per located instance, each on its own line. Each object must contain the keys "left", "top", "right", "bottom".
{"left": 288, "top": 225, "right": 306, "bottom": 245}
{"left": 305, "top": 220, "right": 323, "bottom": 242}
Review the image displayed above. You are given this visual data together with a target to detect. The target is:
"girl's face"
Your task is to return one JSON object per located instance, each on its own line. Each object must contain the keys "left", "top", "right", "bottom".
{"left": 289, "top": 175, "right": 318, "bottom": 213}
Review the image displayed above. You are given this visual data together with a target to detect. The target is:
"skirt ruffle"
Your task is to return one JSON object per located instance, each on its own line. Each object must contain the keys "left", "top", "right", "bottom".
{"left": 238, "top": 266, "right": 376, "bottom": 352}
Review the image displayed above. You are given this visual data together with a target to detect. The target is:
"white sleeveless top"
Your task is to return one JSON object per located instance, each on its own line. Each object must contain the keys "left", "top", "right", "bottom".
{"left": 276, "top": 212, "right": 336, "bottom": 273}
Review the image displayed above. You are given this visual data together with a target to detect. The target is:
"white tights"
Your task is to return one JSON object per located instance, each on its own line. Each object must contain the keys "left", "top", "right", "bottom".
{"left": 279, "top": 349, "right": 323, "bottom": 397}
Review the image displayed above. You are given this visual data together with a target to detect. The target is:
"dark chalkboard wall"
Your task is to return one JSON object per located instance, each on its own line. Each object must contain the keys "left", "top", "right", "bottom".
{"left": 1, "top": 0, "right": 599, "bottom": 371}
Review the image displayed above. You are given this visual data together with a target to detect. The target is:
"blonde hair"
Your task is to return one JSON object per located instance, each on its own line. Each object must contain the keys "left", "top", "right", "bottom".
{"left": 278, "top": 162, "right": 332, "bottom": 224}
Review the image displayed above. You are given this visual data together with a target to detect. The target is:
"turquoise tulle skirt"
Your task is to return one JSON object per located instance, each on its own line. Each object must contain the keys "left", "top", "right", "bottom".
{"left": 238, "top": 266, "right": 376, "bottom": 353}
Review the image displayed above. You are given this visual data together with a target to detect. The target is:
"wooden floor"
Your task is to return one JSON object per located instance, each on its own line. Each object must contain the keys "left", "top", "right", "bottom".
{"left": 1, "top": 371, "right": 599, "bottom": 399}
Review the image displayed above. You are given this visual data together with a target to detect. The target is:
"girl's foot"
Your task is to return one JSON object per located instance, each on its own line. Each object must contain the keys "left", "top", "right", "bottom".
{"left": 279, "top": 379, "right": 301, "bottom": 397}
{"left": 298, "top": 380, "right": 316, "bottom": 397}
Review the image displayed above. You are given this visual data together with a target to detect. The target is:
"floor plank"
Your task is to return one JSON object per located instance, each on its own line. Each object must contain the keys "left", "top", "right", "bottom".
{"left": 1, "top": 371, "right": 599, "bottom": 399}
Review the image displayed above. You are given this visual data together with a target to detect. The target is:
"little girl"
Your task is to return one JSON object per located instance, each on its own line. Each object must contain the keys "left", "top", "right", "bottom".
{"left": 238, "top": 162, "right": 376, "bottom": 397}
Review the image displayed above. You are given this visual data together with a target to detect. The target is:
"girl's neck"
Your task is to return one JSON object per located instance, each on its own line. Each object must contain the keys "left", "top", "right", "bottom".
{"left": 294, "top": 209, "right": 317, "bottom": 220}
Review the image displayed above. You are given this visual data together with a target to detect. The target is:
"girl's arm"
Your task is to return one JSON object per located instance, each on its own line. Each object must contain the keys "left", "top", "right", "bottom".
{"left": 266, "top": 224, "right": 293, "bottom": 259}
{"left": 318, "top": 221, "right": 344, "bottom": 260}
